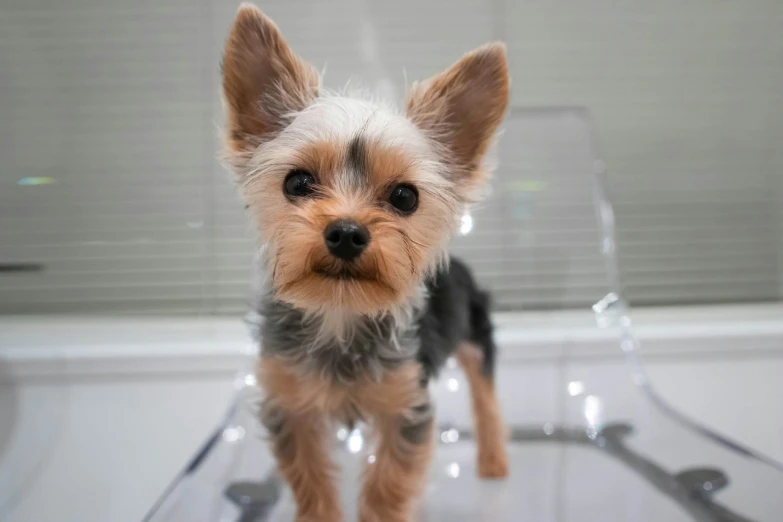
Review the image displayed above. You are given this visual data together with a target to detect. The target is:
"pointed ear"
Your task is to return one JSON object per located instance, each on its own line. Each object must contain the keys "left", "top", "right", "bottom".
{"left": 406, "top": 43, "right": 509, "bottom": 175}
{"left": 222, "top": 4, "right": 319, "bottom": 164}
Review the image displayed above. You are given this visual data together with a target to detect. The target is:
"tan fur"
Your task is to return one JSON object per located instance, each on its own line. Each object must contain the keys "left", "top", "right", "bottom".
{"left": 358, "top": 367, "right": 434, "bottom": 522}
{"left": 222, "top": 3, "right": 319, "bottom": 163}
{"left": 260, "top": 357, "right": 425, "bottom": 422}
{"left": 260, "top": 358, "right": 433, "bottom": 522}
{"left": 259, "top": 358, "right": 344, "bottom": 521}
{"left": 286, "top": 139, "right": 416, "bottom": 190}
{"left": 290, "top": 141, "right": 344, "bottom": 186}
{"left": 354, "top": 362, "right": 425, "bottom": 414}
{"left": 275, "top": 413, "right": 343, "bottom": 522}
{"left": 260, "top": 357, "right": 348, "bottom": 414}
{"left": 406, "top": 43, "right": 510, "bottom": 202}
{"left": 455, "top": 342, "right": 509, "bottom": 478}
{"left": 358, "top": 415, "right": 434, "bottom": 522}
{"left": 242, "top": 137, "right": 456, "bottom": 316}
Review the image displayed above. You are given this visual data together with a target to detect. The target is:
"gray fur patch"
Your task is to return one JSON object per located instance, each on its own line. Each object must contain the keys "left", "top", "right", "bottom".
{"left": 400, "top": 418, "right": 433, "bottom": 445}
{"left": 399, "top": 400, "right": 434, "bottom": 445}
{"left": 259, "top": 294, "right": 421, "bottom": 383}
{"left": 260, "top": 398, "right": 286, "bottom": 436}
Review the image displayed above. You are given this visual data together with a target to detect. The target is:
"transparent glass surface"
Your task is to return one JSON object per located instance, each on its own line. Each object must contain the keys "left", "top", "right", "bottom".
{"left": 143, "top": 109, "right": 783, "bottom": 522}
{"left": 0, "top": 338, "right": 68, "bottom": 517}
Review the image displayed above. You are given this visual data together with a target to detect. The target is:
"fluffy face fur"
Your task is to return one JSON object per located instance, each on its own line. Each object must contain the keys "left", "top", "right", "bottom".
{"left": 222, "top": 3, "right": 509, "bottom": 322}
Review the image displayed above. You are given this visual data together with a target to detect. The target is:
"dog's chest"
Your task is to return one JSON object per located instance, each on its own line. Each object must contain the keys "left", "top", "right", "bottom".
{"left": 260, "top": 298, "right": 421, "bottom": 382}
{"left": 260, "top": 355, "right": 427, "bottom": 424}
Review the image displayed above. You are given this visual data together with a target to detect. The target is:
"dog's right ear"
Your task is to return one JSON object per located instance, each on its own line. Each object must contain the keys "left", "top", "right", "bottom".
{"left": 222, "top": 3, "right": 319, "bottom": 167}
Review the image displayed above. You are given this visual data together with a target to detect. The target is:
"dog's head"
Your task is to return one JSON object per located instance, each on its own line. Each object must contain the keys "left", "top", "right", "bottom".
{"left": 222, "top": 3, "right": 509, "bottom": 318}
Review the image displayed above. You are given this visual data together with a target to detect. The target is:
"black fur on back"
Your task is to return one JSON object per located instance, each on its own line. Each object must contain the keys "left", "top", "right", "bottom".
{"left": 418, "top": 257, "right": 497, "bottom": 379}
{"left": 256, "top": 256, "right": 497, "bottom": 384}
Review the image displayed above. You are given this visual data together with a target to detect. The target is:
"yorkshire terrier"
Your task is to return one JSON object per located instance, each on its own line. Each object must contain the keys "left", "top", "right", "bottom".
{"left": 221, "top": 4, "right": 510, "bottom": 521}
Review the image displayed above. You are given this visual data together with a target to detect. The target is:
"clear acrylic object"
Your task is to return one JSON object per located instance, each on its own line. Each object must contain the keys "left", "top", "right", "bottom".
{"left": 143, "top": 108, "right": 783, "bottom": 522}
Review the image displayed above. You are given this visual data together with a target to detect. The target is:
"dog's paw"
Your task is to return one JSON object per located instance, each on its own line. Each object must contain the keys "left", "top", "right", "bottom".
{"left": 358, "top": 505, "right": 413, "bottom": 522}
{"left": 477, "top": 451, "right": 509, "bottom": 479}
{"left": 294, "top": 509, "right": 343, "bottom": 522}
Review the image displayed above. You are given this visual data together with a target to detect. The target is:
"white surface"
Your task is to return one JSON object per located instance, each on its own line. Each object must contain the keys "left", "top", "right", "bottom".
{"left": 1, "top": 305, "right": 783, "bottom": 522}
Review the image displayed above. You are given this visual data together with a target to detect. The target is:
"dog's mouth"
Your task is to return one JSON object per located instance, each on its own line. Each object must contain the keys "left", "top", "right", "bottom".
{"left": 275, "top": 255, "right": 404, "bottom": 312}
{"left": 313, "top": 266, "right": 375, "bottom": 282}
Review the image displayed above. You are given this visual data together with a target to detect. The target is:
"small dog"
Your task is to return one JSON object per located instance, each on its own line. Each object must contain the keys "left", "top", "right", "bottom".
{"left": 221, "top": 4, "right": 510, "bottom": 521}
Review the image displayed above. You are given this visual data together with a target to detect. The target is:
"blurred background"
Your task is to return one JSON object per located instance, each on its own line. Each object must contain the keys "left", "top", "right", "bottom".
{"left": 1, "top": 1, "right": 782, "bottom": 522}
{"left": 2, "top": 0, "right": 782, "bottom": 313}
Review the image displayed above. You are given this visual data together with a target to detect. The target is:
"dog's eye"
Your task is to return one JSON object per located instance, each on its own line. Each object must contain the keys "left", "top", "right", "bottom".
{"left": 389, "top": 184, "right": 418, "bottom": 214}
{"left": 284, "top": 170, "right": 316, "bottom": 198}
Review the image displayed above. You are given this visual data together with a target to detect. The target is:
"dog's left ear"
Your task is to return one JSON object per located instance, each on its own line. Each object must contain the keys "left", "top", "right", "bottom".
{"left": 222, "top": 3, "right": 319, "bottom": 167}
{"left": 407, "top": 43, "right": 509, "bottom": 189}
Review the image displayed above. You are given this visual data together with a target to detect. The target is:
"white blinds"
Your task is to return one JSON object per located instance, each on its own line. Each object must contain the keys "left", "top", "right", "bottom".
{"left": 1, "top": 0, "right": 781, "bottom": 314}
{"left": 0, "top": 0, "right": 217, "bottom": 313}
{"left": 504, "top": 1, "right": 783, "bottom": 306}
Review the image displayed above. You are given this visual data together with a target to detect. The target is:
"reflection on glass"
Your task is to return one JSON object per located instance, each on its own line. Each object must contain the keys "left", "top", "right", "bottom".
{"left": 221, "top": 426, "right": 245, "bottom": 443}
{"left": 440, "top": 429, "right": 460, "bottom": 444}
{"left": 459, "top": 213, "right": 473, "bottom": 235}
{"left": 583, "top": 395, "right": 603, "bottom": 429}
{"left": 347, "top": 429, "right": 363, "bottom": 454}
{"left": 567, "top": 381, "right": 585, "bottom": 397}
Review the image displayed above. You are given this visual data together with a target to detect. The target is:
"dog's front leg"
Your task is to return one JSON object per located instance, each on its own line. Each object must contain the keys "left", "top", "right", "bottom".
{"left": 261, "top": 399, "right": 342, "bottom": 522}
{"left": 357, "top": 366, "right": 435, "bottom": 522}
{"left": 259, "top": 358, "right": 343, "bottom": 522}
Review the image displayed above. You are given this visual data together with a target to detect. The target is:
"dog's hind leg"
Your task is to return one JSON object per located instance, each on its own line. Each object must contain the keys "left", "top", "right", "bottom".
{"left": 456, "top": 340, "right": 509, "bottom": 479}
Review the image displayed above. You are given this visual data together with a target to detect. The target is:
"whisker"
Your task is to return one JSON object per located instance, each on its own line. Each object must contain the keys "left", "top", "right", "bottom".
{"left": 374, "top": 247, "right": 390, "bottom": 283}
{"left": 287, "top": 215, "right": 313, "bottom": 226}
{"left": 367, "top": 216, "right": 395, "bottom": 227}
{"left": 243, "top": 162, "right": 301, "bottom": 182}
{"left": 312, "top": 213, "right": 342, "bottom": 221}
{"left": 400, "top": 231, "right": 427, "bottom": 249}
{"left": 303, "top": 248, "right": 316, "bottom": 275}
{"left": 400, "top": 235, "right": 418, "bottom": 276}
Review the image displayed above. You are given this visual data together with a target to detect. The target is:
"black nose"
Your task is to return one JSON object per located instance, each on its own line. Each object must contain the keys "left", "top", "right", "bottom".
{"left": 323, "top": 219, "right": 370, "bottom": 261}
